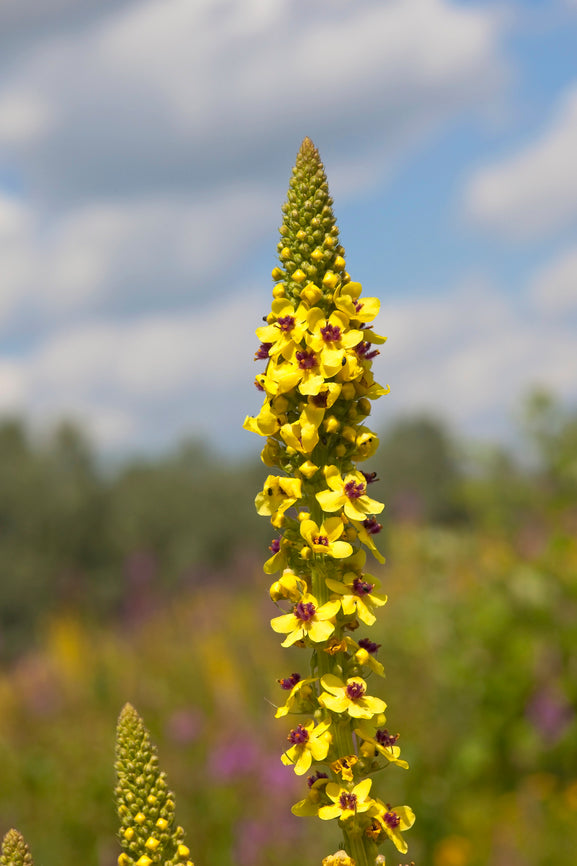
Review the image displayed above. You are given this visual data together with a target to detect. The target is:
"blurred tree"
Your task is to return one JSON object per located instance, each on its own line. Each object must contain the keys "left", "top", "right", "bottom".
{"left": 0, "top": 420, "right": 111, "bottom": 658}
{"left": 521, "top": 388, "right": 577, "bottom": 506}
{"left": 372, "top": 415, "right": 466, "bottom": 524}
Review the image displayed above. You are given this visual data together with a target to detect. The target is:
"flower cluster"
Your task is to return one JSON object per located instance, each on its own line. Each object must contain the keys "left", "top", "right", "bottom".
{"left": 245, "top": 138, "right": 414, "bottom": 866}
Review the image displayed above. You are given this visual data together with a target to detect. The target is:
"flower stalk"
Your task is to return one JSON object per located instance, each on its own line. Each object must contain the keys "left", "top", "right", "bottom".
{"left": 245, "top": 138, "right": 414, "bottom": 865}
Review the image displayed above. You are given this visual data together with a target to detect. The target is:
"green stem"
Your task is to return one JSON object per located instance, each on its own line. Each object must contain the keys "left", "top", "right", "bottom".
{"left": 348, "top": 832, "right": 372, "bottom": 866}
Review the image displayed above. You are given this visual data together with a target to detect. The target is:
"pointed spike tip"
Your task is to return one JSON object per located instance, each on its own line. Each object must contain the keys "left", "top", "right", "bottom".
{"left": 1, "top": 829, "right": 34, "bottom": 866}
{"left": 299, "top": 136, "right": 319, "bottom": 159}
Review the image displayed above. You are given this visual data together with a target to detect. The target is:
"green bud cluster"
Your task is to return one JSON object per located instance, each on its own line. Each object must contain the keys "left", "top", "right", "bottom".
{"left": 0, "top": 830, "right": 34, "bottom": 866}
{"left": 115, "top": 704, "right": 193, "bottom": 866}
{"left": 274, "top": 137, "right": 347, "bottom": 305}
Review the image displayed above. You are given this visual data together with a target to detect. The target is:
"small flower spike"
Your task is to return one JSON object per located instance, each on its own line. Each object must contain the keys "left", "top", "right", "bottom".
{"left": 1, "top": 830, "right": 34, "bottom": 866}
{"left": 115, "top": 703, "right": 194, "bottom": 866}
{"left": 245, "top": 138, "right": 414, "bottom": 866}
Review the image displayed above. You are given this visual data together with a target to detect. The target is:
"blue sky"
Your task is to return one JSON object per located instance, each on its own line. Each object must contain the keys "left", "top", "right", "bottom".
{"left": 0, "top": 0, "right": 576, "bottom": 455}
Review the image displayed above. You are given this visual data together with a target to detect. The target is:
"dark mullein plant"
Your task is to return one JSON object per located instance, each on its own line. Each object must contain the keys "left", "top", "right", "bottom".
{"left": 244, "top": 138, "right": 415, "bottom": 866}
{"left": 115, "top": 703, "right": 194, "bottom": 866}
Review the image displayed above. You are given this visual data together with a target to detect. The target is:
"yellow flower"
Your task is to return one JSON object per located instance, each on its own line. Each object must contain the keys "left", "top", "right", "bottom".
{"left": 280, "top": 382, "right": 343, "bottom": 456}
{"left": 269, "top": 569, "right": 307, "bottom": 601}
{"left": 319, "top": 674, "right": 386, "bottom": 719}
{"left": 261, "top": 437, "right": 282, "bottom": 466}
{"left": 267, "top": 345, "right": 344, "bottom": 397}
{"left": 291, "top": 773, "right": 329, "bottom": 817}
{"left": 352, "top": 427, "right": 380, "bottom": 461}
{"left": 299, "top": 516, "right": 353, "bottom": 559}
{"left": 255, "top": 475, "right": 302, "bottom": 519}
{"left": 318, "top": 778, "right": 374, "bottom": 821}
{"left": 243, "top": 400, "right": 283, "bottom": 437}
{"left": 316, "top": 465, "right": 384, "bottom": 521}
{"left": 330, "top": 755, "right": 358, "bottom": 782}
{"left": 333, "top": 281, "right": 380, "bottom": 324}
{"left": 281, "top": 718, "right": 332, "bottom": 775}
{"left": 370, "top": 803, "right": 415, "bottom": 854}
{"left": 264, "top": 539, "right": 289, "bottom": 575}
{"left": 306, "top": 308, "right": 364, "bottom": 370}
{"left": 325, "top": 571, "right": 387, "bottom": 627}
{"left": 354, "top": 720, "right": 409, "bottom": 769}
{"left": 255, "top": 299, "right": 309, "bottom": 360}
{"left": 354, "top": 370, "right": 390, "bottom": 401}
{"left": 271, "top": 593, "right": 340, "bottom": 647}
{"left": 349, "top": 516, "right": 385, "bottom": 563}
{"left": 280, "top": 405, "right": 323, "bottom": 454}
{"left": 298, "top": 459, "right": 320, "bottom": 479}
{"left": 322, "top": 851, "right": 355, "bottom": 866}
{"left": 274, "top": 675, "right": 317, "bottom": 718}
{"left": 344, "top": 636, "right": 385, "bottom": 677}
{"left": 263, "top": 355, "right": 322, "bottom": 397}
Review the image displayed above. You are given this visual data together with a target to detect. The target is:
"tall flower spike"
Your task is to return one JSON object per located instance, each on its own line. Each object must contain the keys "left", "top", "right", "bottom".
{"left": 115, "top": 703, "right": 194, "bottom": 866}
{"left": 245, "top": 138, "right": 414, "bottom": 866}
{"left": 0, "top": 830, "right": 34, "bottom": 866}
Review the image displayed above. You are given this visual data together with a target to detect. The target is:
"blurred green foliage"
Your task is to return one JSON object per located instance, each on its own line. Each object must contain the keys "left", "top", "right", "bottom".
{"left": 0, "top": 390, "right": 575, "bottom": 865}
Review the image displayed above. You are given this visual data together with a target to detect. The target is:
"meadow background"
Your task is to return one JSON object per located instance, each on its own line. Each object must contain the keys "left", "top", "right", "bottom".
{"left": 0, "top": 395, "right": 576, "bottom": 866}
{"left": 0, "top": 2, "right": 576, "bottom": 865}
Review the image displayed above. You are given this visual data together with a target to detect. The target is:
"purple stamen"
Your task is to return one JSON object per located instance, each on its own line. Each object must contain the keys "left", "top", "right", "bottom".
{"left": 355, "top": 341, "right": 379, "bottom": 360}
{"left": 344, "top": 480, "right": 366, "bottom": 500}
{"left": 362, "top": 471, "right": 379, "bottom": 484}
{"left": 311, "top": 391, "right": 329, "bottom": 408}
{"left": 255, "top": 342, "right": 272, "bottom": 360}
{"left": 277, "top": 315, "right": 295, "bottom": 332}
{"left": 362, "top": 516, "right": 382, "bottom": 535}
{"left": 255, "top": 380, "right": 265, "bottom": 392}
{"left": 307, "top": 771, "right": 328, "bottom": 788}
{"left": 339, "top": 792, "right": 358, "bottom": 811}
{"left": 288, "top": 723, "right": 309, "bottom": 745}
{"left": 352, "top": 577, "right": 374, "bottom": 596}
{"left": 376, "top": 729, "right": 399, "bottom": 747}
{"left": 312, "top": 535, "right": 329, "bottom": 547}
{"left": 358, "top": 637, "right": 381, "bottom": 655}
{"left": 354, "top": 300, "right": 363, "bottom": 313}
{"left": 383, "top": 808, "right": 401, "bottom": 828}
{"left": 295, "top": 601, "right": 316, "bottom": 622}
{"left": 296, "top": 350, "right": 317, "bottom": 370}
{"left": 321, "top": 323, "right": 342, "bottom": 343}
{"left": 346, "top": 681, "right": 366, "bottom": 700}
{"left": 278, "top": 673, "right": 301, "bottom": 690}
{"left": 269, "top": 538, "right": 281, "bottom": 554}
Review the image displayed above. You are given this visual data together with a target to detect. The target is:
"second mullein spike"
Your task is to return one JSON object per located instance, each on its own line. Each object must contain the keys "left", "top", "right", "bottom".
{"left": 0, "top": 830, "right": 34, "bottom": 866}
{"left": 115, "top": 703, "right": 194, "bottom": 866}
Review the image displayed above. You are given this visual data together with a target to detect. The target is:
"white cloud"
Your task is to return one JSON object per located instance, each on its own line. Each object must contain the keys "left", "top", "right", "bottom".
{"left": 0, "top": 0, "right": 508, "bottom": 336}
{"left": 3, "top": 276, "right": 576, "bottom": 453}
{"left": 0, "top": 184, "right": 276, "bottom": 332}
{"left": 530, "top": 246, "right": 577, "bottom": 315}
{"left": 0, "top": 0, "right": 520, "bottom": 453}
{"left": 0, "top": 0, "right": 507, "bottom": 202}
{"left": 5, "top": 289, "right": 265, "bottom": 450}
{"left": 0, "top": 91, "right": 52, "bottom": 142}
{"left": 373, "top": 278, "right": 577, "bottom": 439}
{"left": 0, "top": 361, "right": 26, "bottom": 411}
{"left": 465, "top": 83, "right": 577, "bottom": 239}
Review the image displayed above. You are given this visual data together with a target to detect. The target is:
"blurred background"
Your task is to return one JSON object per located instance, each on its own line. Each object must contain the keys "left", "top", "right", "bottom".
{"left": 0, "top": 1, "right": 576, "bottom": 865}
